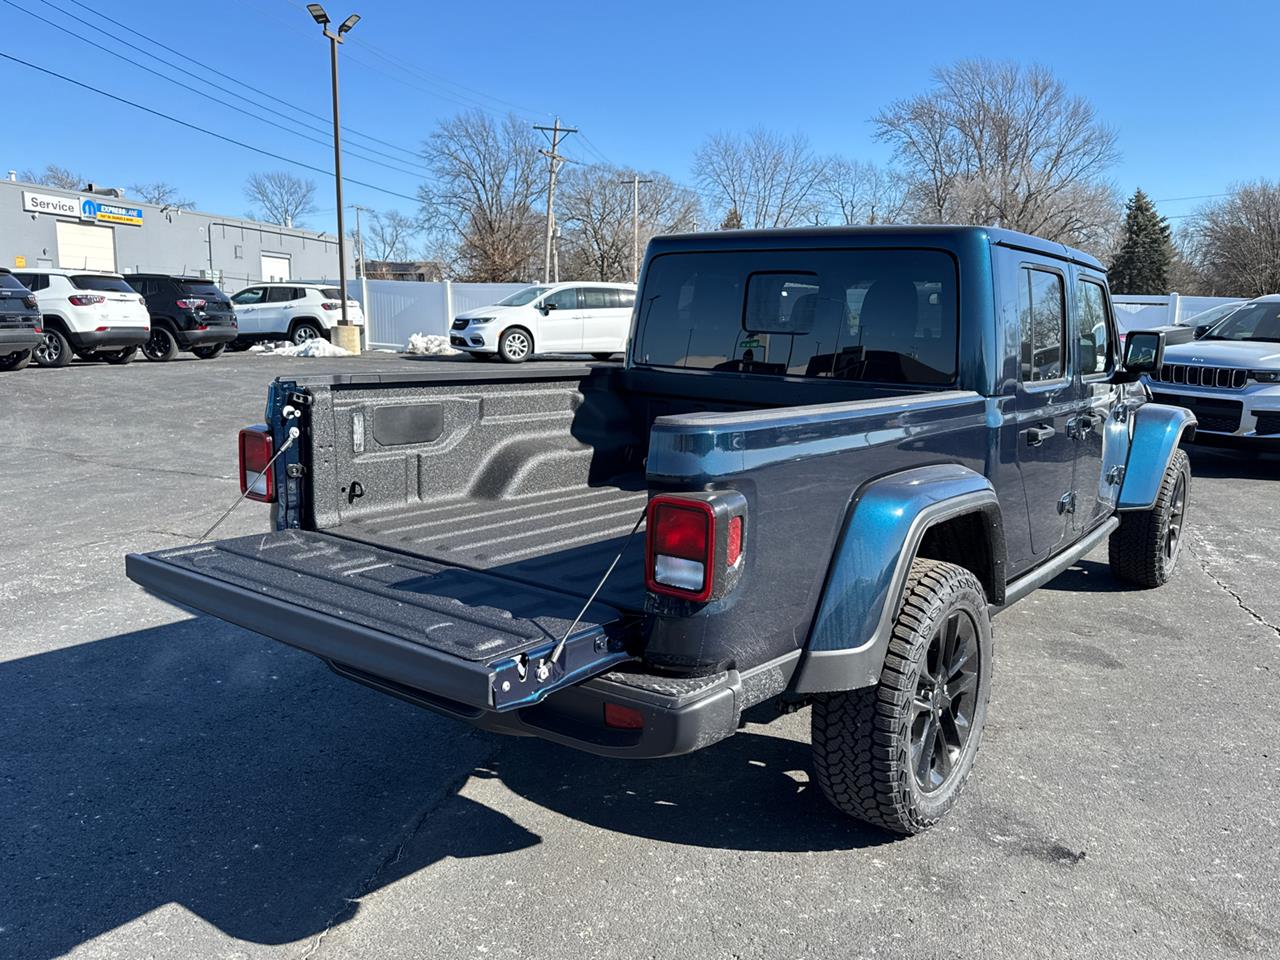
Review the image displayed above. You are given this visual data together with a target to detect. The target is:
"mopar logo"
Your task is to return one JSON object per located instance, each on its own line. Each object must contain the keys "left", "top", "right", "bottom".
{"left": 80, "top": 198, "right": 99, "bottom": 220}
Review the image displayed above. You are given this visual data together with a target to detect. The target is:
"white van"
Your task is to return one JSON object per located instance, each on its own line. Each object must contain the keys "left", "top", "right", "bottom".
{"left": 449, "top": 282, "right": 636, "bottom": 362}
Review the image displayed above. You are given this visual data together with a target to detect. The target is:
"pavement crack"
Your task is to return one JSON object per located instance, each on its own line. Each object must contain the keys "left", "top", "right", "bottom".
{"left": 14, "top": 444, "right": 236, "bottom": 482}
{"left": 298, "top": 731, "right": 507, "bottom": 959}
{"left": 1189, "top": 533, "right": 1280, "bottom": 639}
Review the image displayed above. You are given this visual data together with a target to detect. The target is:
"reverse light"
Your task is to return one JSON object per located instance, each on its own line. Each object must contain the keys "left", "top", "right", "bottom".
{"left": 67, "top": 294, "right": 105, "bottom": 306}
{"left": 176, "top": 298, "right": 207, "bottom": 310}
{"left": 238, "top": 425, "right": 275, "bottom": 502}
{"left": 645, "top": 492, "right": 747, "bottom": 603}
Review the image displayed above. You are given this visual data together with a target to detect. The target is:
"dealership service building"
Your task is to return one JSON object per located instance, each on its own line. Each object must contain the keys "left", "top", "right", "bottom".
{"left": 0, "top": 177, "right": 351, "bottom": 293}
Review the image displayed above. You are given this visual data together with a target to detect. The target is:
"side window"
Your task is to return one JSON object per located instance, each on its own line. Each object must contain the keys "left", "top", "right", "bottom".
{"left": 232, "top": 287, "right": 265, "bottom": 305}
{"left": 618, "top": 289, "right": 635, "bottom": 309}
{"left": 581, "top": 288, "right": 611, "bottom": 310}
{"left": 14, "top": 273, "right": 44, "bottom": 291}
{"left": 542, "top": 287, "right": 579, "bottom": 311}
{"left": 266, "top": 287, "right": 295, "bottom": 303}
{"left": 1018, "top": 266, "right": 1066, "bottom": 382}
{"left": 1075, "top": 279, "right": 1112, "bottom": 377}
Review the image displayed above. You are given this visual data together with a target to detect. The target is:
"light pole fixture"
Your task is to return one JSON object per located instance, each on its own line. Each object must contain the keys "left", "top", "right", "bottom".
{"left": 307, "top": 3, "right": 360, "bottom": 339}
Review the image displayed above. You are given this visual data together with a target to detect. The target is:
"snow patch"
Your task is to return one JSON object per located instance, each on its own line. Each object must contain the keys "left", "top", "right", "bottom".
{"left": 404, "top": 333, "right": 459, "bottom": 356}
{"left": 252, "top": 339, "right": 353, "bottom": 358}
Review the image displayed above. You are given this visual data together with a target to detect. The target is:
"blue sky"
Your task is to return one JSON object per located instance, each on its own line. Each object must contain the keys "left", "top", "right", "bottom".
{"left": 0, "top": 0, "right": 1268, "bottom": 239}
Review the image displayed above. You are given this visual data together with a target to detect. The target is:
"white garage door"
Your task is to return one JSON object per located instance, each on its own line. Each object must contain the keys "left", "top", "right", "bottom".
{"left": 56, "top": 221, "right": 116, "bottom": 271}
{"left": 260, "top": 254, "right": 291, "bottom": 281}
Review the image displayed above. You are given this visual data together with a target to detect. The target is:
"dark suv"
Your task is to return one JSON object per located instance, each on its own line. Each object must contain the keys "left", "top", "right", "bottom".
{"left": 125, "top": 274, "right": 237, "bottom": 362}
{"left": 0, "top": 268, "right": 42, "bottom": 371}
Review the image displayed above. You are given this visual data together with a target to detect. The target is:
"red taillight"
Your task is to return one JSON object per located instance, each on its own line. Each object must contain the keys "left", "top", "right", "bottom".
{"left": 603, "top": 703, "right": 645, "bottom": 730}
{"left": 238, "top": 426, "right": 275, "bottom": 502}
{"left": 320, "top": 301, "right": 342, "bottom": 311}
{"left": 176, "top": 298, "right": 207, "bottom": 310}
{"left": 23, "top": 295, "right": 37, "bottom": 309}
{"left": 68, "top": 294, "right": 105, "bottom": 306}
{"left": 726, "top": 516, "right": 743, "bottom": 566}
{"left": 646, "top": 496, "right": 714, "bottom": 601}
{"left": 94, "top": 326, "right": 109, "bottom": 332}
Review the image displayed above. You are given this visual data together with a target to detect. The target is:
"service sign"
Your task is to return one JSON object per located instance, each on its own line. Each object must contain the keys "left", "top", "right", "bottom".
{"left": 81, "top": 198, "right": 144, "bottom": 227}
{"left": 22, "top": 190, "right": 80, "bottom": 218}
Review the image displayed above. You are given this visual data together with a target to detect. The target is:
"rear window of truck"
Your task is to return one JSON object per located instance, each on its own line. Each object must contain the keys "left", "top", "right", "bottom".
{"left": 634, "top": 248, "right": 959, "bottom": 384}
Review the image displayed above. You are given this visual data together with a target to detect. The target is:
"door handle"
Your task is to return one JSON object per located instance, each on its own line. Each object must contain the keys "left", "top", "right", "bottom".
{"left": 1068, "top": 413, "right": 1100, "bottom": 439}
{"left": 1024, "top": 425, "right": 1056, "bottom": 446}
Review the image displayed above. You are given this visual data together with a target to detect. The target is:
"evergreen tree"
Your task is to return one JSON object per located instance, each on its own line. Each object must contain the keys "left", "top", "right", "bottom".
{"left": 719, "top": 206, "right": 743, "bottom": 230}
{"left": 1109, "top": 189, "right": 1173, "bottom": 294}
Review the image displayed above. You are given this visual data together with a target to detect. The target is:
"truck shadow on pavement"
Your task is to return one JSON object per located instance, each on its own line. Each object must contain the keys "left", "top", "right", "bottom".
{"left": 3, "top": 616, "right": 881, "bottom": 958}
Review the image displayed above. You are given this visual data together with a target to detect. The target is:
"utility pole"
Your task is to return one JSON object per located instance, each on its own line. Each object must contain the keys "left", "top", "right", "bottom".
{"left": 620, "top": 173, "right": 653, "bottom": 283}
{"left": 534, "top": 118, "right": 577, "bottom": 284}
{"left": 350, "top": 203, "right": 372, "bottom": 346}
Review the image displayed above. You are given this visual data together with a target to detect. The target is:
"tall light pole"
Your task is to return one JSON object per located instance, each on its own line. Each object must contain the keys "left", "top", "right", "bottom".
{"left": 307, "top": 3, "right": 360, "bottom": 347}
{"left": 620, "top": 173, "right": 652, "bottom": 283}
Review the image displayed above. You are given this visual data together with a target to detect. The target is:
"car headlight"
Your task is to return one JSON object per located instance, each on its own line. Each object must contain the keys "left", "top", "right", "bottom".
{"left": 1252, "top": 370, "right": 1280, "bottom": 383}
{"left": 469, "top": 317, "right": 495, "bottom": 324}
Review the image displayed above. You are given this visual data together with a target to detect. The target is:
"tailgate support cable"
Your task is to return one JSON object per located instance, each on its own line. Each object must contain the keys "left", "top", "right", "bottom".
{"left": 198, "top": 425, "right": 300, "bottom": 543}
{"left": 547, "top": 507, "right": 646, "bottom": 668}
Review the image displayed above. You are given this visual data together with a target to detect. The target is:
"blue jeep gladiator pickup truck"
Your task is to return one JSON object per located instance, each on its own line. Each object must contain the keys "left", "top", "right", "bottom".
{"left": 126, "top": 226, "right": 1195, "bottom": 834}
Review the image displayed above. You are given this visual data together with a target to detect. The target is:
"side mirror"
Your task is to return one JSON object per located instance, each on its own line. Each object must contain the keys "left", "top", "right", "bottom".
{"left": 1116, "top": 329, "right": 1165, "bottom": 382}
{"left": 541, "top": 302, "right": 557, "bottom": 313}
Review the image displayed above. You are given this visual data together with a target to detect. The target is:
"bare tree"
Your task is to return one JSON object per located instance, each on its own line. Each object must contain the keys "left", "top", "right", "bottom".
{"left": 558, "top": 166, "right": 701, "bottom": 281}
{"left": 1184, "top": 181, "right": 1280, "bottom": 296}
{"left": 821, "top": 159, "right": 908, "bottom": 225}
{"left": 355, "top": 210, "right": 418, "bottom": 264}
{"left": 20, "top": 163, "right": 83, "bottom": 190}
{"left": 244, "top": 171, "right": 317, "bottom": 227}
{"left": 419, "top": 111, "right": 544, "bottom": 282}
{"left": 694, "top": 129, "right": 826, "bottom": 228}
{"left": 874, "top": 60, "right": 1121, "bottom": 251}
{"left": 129, "top": 181, "right": 195, "bottom": 210}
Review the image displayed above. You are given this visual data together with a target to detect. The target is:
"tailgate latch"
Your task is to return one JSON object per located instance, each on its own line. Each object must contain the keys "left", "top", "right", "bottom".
{"left": 489, "top": 627, "right": 632, "bottom": 712}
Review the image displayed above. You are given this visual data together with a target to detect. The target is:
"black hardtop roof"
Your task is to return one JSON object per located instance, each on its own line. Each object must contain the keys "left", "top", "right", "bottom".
{"left": 129, "top": 273, "right": 222, "bottom": 283}
{"left": 648, "top": 224, "right": 1104, "bottom": 271}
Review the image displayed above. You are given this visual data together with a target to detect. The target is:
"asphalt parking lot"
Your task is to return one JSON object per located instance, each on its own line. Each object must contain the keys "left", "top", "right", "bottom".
{"left": 3, "top": 353, "right": 1279, "bottom": 960}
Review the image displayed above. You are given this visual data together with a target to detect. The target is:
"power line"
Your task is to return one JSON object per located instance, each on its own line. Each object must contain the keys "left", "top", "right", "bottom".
{"left": 3, "top": 0, "right": 430, "bottom": 181}
{"left": 1154, "top": 192, "right": 1231, "bottom": 204}
{"left": 0, "top": 50, "right": 422, "bottom": 205}
{"left": 59, "top": 0, "right": 427, "bottom": 163}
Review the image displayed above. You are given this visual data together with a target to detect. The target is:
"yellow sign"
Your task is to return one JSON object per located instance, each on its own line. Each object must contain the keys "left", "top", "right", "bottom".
{"left": 14, "top": 255, "right": 26, "bottom": 267}
{"left": 95, "top": 209, "right": 144, "bottom": 226}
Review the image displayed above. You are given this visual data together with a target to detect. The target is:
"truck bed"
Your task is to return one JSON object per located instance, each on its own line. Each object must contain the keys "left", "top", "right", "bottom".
{"left": 335, "top": 481, "right": 649, "bottom": 610}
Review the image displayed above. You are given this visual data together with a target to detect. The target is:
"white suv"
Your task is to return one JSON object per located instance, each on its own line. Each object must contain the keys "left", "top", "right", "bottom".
{"left": 450, "top": 282, "right": 636, "bottom": 362}
{"left": 228, "top": 282, "right": 365, "bottom": 347}
{"left": 12, "top": 268, "right": 150, "bottom": 367}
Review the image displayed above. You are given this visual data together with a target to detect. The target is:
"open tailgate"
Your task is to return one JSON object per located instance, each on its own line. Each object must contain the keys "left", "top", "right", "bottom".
{"left": 125, "top": 531, "right": 635, "bottom": 712}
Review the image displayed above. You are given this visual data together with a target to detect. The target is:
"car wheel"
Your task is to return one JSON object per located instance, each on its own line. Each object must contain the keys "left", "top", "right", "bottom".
{"left": 192, "top": 343, "right": 227, "bottom": 360}
{"left": 811, "top": 558, "right": 992, "bottom": 835}
{"left": 591, "top": 352, "right": 617, "bottom": 361}
{"left": 142, "top": 327, "right": 179, "bottom": 362}
{"left": 225, "top": 338, "right": 251, "bottom": 352}
{"left": 0, "top": 349, "right": 31, "bottom": 371}
{"left": 498, "top": 327, "right": 532, "bottom": 363}
{"left": 102, "top": 346, "right": 138, "bottom": 365}
{"left": 291, "top": 321, "right": 323, "bottom": 346}
{"left": 1108, "top": 448, "right": 1190, "bottom": 588}
{"left": 33, "top": 327, "right": 72, "bottom": 367}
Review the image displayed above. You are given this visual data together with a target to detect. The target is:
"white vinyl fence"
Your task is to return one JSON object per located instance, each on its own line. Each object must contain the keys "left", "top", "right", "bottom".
{"left": 1112, "top": 293, "right": 1242, "bottom": 331}
{"left": 349, "top": 279, "right": 528, "bottom": 350}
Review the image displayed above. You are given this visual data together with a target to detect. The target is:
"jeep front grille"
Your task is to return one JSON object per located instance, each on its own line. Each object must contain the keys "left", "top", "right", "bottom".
{"left": 1155, "top": 364, "right": 1248, "bottom": 390}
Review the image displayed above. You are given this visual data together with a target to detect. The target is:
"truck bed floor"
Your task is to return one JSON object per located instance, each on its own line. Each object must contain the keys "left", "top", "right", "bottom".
{"left": 333, "top": 482, "right": 649, "bottom": 611}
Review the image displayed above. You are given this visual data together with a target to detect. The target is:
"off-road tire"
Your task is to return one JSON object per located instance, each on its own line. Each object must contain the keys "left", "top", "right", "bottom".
{"left": 34, "top": 327, "right": 72, "bottom": 367}
{"left": 811, "top": 558, "right": 992, "bottom": 835}
{"left": 142, "top": 327, "right": 179, "bottom": 362}
{"left": 0, "top": 349, "right": 31, "bottom": 370}
{"left": 1108, "top": 447, "right": 1190, "bottom": 588}
{"left": 498, "top": 327, "right": 533, "bottom": 363}
{"left": 192, "top": 343, "right": 226, "bottom": 360}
